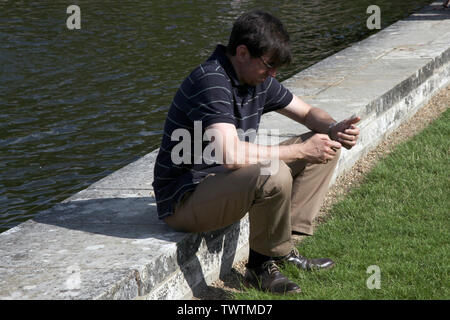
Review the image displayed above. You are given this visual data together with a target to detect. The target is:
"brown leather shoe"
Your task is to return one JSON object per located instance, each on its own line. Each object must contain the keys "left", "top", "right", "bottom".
{"left": 245, "top": 260, "right": 302, "bottom": 294}
{"left": 279, "top": 248, "right": 335, "bottom": 271}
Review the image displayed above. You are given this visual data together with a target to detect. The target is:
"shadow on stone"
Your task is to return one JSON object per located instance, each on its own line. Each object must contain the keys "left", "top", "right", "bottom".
{"left": 175, "top": 223, "right": 240, "bottom": 299}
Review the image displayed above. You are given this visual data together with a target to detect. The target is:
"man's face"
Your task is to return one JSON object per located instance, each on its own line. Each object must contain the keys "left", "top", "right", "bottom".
{"left": 241, "top": 53, "right": 278, "bottom": 86}
{"left": 235, "top": 46, "right": 278, "bottom": 86}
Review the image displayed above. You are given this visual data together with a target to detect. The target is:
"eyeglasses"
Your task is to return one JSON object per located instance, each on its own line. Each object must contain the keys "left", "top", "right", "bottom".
{"left": 259, "top": 56, "right": 275, "bottom": 70}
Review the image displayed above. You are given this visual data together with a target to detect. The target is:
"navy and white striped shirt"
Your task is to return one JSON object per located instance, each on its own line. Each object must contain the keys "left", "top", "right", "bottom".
{"left": 153, "top": 45, "right": 293, "bottom": 219}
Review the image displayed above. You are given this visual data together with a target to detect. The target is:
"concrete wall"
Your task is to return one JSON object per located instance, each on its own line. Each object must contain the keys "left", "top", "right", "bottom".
{"left": 0, "top": 2, "right": 449, "bottom": 300}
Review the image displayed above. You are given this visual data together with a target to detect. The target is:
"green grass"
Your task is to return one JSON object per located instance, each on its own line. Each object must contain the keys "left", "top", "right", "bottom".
{"left": 234, "top": 108, "right": 450, "bottom": 300}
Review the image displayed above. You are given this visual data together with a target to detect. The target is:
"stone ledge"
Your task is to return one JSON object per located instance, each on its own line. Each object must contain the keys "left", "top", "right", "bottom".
{"left": 0, "top": 2, "right": 449, "bottom": 300}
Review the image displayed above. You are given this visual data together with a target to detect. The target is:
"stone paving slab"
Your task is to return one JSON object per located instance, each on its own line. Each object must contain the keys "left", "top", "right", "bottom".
{"left": 0, "top": 2, "right": 449, "bottom": 300}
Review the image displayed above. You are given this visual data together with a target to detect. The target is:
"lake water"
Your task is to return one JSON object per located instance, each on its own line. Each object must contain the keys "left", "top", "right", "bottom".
{"left": 0, "top": 0, "right": 433, "bottom": 233}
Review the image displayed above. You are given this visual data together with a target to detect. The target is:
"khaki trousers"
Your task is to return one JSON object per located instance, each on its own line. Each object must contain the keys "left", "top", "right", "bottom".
{"left": 164, "top": 132, "right": 340, "bottom": 257}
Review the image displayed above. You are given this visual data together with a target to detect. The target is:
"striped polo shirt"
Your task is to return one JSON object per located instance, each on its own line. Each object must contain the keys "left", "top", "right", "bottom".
{"left": 153, "top": 45, "right": 293, "bottom": 219}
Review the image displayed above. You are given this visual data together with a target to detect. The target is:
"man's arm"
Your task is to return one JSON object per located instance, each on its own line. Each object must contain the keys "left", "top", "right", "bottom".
{"left": 205, "top": 122, "right": 341, "bottom": 170}
{"left": 204, "top": 94, "right": 363, "bottom": 170}
{"left": 276, "top": 95, "right": 336, "bottom": 134}
{"left": 277, "top": 94, "right": 361, "bottom": 149}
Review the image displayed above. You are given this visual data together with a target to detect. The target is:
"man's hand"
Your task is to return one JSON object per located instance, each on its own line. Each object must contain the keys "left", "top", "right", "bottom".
{"left": 329, "top": 116, "right": 361, "bottom": 149}
{"left": 298, "top": 134, "right": 342, "bottom": 164}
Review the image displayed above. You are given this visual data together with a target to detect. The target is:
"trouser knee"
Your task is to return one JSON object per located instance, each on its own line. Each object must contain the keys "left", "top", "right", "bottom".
{"left": 258, "top": 160, "right": 292, "bottom": 198}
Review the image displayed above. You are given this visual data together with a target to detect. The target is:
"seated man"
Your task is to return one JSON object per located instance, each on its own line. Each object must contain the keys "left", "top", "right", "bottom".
{"left": 153, "top": 10, "right": 360, "bottom": 294}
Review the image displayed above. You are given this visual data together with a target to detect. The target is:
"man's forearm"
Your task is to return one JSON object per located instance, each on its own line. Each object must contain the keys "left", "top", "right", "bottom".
{"left": 276, "top": 95, "right": 336, "bottom": 135}
{"left": 303, "top": 107, "right": 337, "bottom": 135}
{"left": 223, "top": 133, "right": 342, "bottom": 170}
{"left": 223, "top": 139, "right": 301, "bottom": 170}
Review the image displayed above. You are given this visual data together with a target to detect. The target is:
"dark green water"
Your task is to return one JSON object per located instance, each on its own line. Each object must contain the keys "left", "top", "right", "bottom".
{"left": 0, "top": 0, "right": 433, "bottom": 233}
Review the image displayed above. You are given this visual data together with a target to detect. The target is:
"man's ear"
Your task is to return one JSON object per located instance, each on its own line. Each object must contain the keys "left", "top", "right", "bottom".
{"left": 235, "top": 44, "right": 250, "bottom": 63}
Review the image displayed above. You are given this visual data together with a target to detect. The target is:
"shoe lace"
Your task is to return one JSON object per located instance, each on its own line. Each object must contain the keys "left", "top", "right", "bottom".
{"left": 284, "top": 248, "right": 309, "bottom": 269}
{"left": 289, "top": 247, "right": 305, "bottom": 260}
{"left": 262, "top": 260, "right": 281, "bottom": 275}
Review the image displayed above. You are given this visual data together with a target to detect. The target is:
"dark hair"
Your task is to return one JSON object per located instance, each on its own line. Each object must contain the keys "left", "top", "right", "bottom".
{"left": 226, "top": 10, "right": 292, "bottom": 68}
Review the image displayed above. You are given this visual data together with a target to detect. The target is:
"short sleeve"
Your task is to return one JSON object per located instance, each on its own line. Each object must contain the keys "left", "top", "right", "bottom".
{"left": 262, "top": 77, "right": 293, "bottom": 113}
{"left": 181, "top": 69, "right": 236, "bottom": 129}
